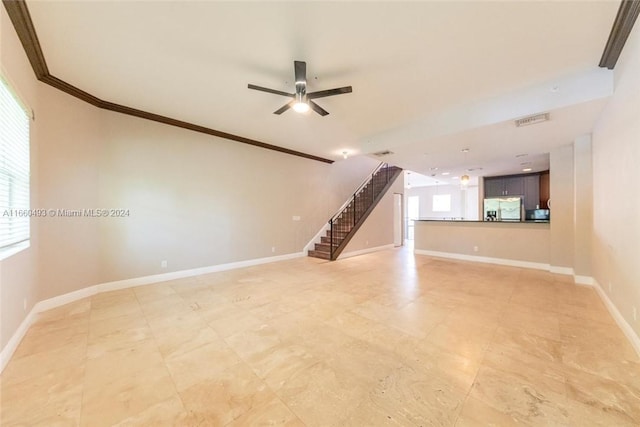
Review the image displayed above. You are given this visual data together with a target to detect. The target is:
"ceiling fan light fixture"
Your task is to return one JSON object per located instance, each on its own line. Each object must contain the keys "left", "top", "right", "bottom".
{"left": 292, "top": 101, "right": 310, "bottom": 113}
{"left": 461, "top": 174, "right": 470, "bottom": 185}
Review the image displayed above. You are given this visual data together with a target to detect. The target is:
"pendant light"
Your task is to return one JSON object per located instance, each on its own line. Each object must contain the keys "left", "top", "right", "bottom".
{"left": 461, "top": 148, "right": 470, "bottom": 186}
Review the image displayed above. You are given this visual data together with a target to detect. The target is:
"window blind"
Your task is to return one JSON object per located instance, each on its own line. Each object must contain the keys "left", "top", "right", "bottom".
{"left": 0, "top": 77, "right": 30, "bottom": 249}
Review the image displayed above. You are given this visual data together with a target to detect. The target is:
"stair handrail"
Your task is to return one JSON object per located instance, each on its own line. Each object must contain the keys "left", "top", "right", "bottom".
{"left": 327, "top": 162, "right": 400, "bottom": 260}
{"left": 329, "top": 162, "right": 386, "bottom": 224}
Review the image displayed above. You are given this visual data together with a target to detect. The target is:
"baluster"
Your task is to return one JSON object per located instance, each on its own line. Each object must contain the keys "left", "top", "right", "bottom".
{"left": 329, "top": 219, "right": 334, "bottom": 260}
{"left": 353, "top": 195, "right": 356, "bottom": 227}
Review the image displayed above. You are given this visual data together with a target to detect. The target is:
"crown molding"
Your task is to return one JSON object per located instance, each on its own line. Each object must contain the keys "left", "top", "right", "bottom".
{"left": 599, "top": 0, "right": 640, "bottom": 69}
{"left": 2, "top": 0, "right": 334, "bottom": 164}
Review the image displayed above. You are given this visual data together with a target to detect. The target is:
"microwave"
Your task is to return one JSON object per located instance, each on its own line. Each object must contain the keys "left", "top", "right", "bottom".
{"left": 525, "top": 209, "right": 550, "bottom": 221}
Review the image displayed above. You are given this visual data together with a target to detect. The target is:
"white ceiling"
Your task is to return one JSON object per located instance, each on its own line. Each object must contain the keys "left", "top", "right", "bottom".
{"left": 27, "top": 1, "right": 620, "bottom": 177}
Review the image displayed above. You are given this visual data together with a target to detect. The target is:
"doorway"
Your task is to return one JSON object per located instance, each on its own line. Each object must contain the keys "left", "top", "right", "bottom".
{"left": 406, "top": 196, "right": 419, "bottom": 240}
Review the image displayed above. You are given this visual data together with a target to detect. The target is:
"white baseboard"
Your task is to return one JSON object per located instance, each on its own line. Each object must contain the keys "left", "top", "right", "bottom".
{"left": 414, "top": 249, "right": 550, "bottom": 271}
{"left": 338, "top": 244, "right": 395, "bottom": 260}
{"left": 303, "top": 223, "right": 330, "bottom": 254}
{"left": 573, "top": 275, "right": 594, "bottom": 286}
{"left": 550, "top": 266, "right": 575, "bottom": 276}
{"left": 591, "top": 279, "right": 640, "bottom": 357}
{"left": 97, "top": 252, "right": 305, "bottom": 293}
{"left": 0, "top": 307, "right": 38, "bottom": 373}
{"left": 35, "top": 285, "right": 98, "bottom": 313}
{"left": 0, "top": 251, "right": 304, "bottom": 374}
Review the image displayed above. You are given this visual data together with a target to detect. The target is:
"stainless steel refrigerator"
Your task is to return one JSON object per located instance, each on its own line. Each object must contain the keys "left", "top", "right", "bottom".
{"left": 484, "top": 197, "right": 522, "bottom": 221}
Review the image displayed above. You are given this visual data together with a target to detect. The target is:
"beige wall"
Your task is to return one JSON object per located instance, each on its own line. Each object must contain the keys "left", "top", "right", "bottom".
{"left": 1, "top": 8, "right": 41, "bottom": 350}
{"left": 573, "top": 135, "right": 593, "bottom": 277}
{"left": 36, "top": 84, "right": 103, "bottom": 300}
{"left": 98, "top": 111, "right": 379, "bottom": 282}
{"left": 549, "top": 144, "right": 575, "bottom": 270}
{"left": 592, "top": 21, "right": 640, "bottom": 336}
{"left": 414, "top": 221, "right": 550, "bottom": 265}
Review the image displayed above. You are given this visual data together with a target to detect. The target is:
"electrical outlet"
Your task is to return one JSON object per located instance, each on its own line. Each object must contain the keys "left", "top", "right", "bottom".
{"left": 271, "top": 247, "right": 276, "bottom": 253}
{"left": 161, "top": 260, "right": 167, "bottom": 269}
{"left": 292, "top": 215, "right": 301, "bottom": 221}
{"left": 473, "top": 246, "right": 479, "bottom": 252}
{"left": 633, "top": 306, "right": 637, "bottom": 322}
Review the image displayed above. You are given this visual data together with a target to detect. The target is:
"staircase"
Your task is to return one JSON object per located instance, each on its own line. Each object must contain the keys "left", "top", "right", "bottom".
{"left": 308, "top": 163, "right": 403, "bottom": 260}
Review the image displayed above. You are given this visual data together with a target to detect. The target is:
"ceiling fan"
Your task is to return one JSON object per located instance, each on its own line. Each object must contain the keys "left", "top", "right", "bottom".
{"left": 248, "top": 61, "right": 352, "bottom": 116}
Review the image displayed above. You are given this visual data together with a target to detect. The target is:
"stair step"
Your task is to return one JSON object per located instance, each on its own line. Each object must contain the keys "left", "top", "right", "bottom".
{"left": 320, "top": 236, "right": 344, "bottom": 244}
{"left": 308, "top": 250, "right": 331, "bottom": 260}
{"left": 326, "top": 230, "right": 348, "bottom": 239}
{"left": 315, "top": 243, "right": 339, "bottom": 252}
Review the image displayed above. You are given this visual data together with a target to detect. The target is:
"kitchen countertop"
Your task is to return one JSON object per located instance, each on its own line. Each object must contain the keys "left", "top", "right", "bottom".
{"left": 415, "top": 219, "right": 549, "bottom": 223}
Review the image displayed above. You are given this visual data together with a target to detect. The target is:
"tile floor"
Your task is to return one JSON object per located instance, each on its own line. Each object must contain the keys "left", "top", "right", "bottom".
{"left": 1, "top": 247, "right": 639, "bottom": 426}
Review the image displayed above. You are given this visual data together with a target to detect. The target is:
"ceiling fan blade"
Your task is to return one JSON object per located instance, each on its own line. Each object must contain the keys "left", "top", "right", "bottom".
{"left": 294, "top": 61, "right": 306, "bottom": 84}
{"left": 307, "top": 86, "right": 353, "bottom": 99}
{"left": 309, "top": 100, "right": 329, "bottom": 116}
{"left": 248, "top": 84, "right": 293, "bottom": 98}
{"left": 273, "top": 101, "right": 294, "bottom": 115}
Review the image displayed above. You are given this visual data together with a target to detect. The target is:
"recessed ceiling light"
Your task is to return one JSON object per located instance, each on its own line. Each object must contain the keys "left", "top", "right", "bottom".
{"left": 452, "top": 176, "right": 459, "bottom": 180}
{"left": 430, "top": 167, "right": 438, "bottom": 171}
{"left": 520, "top": 162, "right": 531, "bottom": 166}
{"left": 551, "top": 85, "right": 560, "bottom": 93}
{"left": 442, "top": 172, "right": 450, "bottom": 176}
{"left": 515, "top": 153, "right": 528, "bottom": 158}
{"left": 467, "top": 167, "right": 483, "bottom": 172}
{"left": 522, "top": 168, "right": 532, "bottom": 172}
{"left": 461, "top": 148, "right": 470, "bottom": 153}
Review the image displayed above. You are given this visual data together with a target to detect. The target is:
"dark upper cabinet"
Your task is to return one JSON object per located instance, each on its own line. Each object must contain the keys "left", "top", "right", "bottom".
{"left": 485, "top": 173, "right": 542, "bottom": 211}
{"left": 484, "top": 178, "right": 505, "bottom": 198}
{"left": 484, "top": 176, "right": 525, "bottom": 197}
{"left": 523, "top": 175, "right": 540, "bottom": 210}
{"left": 503, "top": 177, "right": 524, "bottom": 196}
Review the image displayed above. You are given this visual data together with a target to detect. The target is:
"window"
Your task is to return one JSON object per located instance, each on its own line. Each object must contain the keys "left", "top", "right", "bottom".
{"left": 432, "top": 194, "right": 451, "bottom": 212}
{"left": 1, "top": 76, "right": 30, "bottom": 253}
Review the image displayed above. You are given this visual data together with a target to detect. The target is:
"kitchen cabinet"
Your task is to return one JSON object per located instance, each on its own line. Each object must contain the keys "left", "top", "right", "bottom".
{"left": 523, "top": 175, "right": 540, "bottom": 210}
{"left": 484, "top": 176, "right": 524, "bottom": 197}
{"left": 484, "top": 178, "right": 505, "bottom": 197}
{"left": 503, "top": 177, "right": 524, "bottom": 196}
{"left": 539, "top": 172, "right": 550, "bottom": 209}
{"left": 485, "top": 173, "right": 543, "bottom": 211}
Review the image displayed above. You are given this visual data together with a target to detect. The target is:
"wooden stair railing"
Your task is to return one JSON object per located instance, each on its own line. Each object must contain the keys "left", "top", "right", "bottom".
{"left": 308, "top": 163, "right": 403, "bottom": 260}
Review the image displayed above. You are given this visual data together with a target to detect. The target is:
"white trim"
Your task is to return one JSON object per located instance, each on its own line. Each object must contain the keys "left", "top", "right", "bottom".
{"left": 0, "top": 306, "right": 37, "bottom": 373}
{"left": 97, "top": 252, "right": 304, "bottom": 292}
{"left": 591, "top": 279, "right": 640, "bottom": 357}
{"left": 414, "top": 249, "right": 550, "bottom": 271}
{"left": 303, "top": 222, "right": 330, "bottom": 254}
{"left": 0, "top": 251, "right": 304, "bottom": 374}
{"left": 550, "top": 266, "right": 575, "bottom": 275}
{"left": 35, "top": 285, "right": 98, "bottom": 313}
{"left": 338, "top": 244, "right": 395, "bottom": 259}
{"left": 0, "top": 240, "right": 30, "bottom": 261}
{"left": 573, "top": 275, "right": 594, "bottom": 286}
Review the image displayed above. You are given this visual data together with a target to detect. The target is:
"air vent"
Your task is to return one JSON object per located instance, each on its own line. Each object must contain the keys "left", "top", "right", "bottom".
{"left": 515, "top": 113, "right": 550, "bottom": 127}
{"left": 373, "top": 150, "right": 394, "bottom": 157}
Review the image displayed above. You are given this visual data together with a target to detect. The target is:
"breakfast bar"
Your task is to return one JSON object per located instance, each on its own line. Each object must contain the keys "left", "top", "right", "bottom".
{"left": 414, "top": 220, "right": 551, "bottom": 269}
